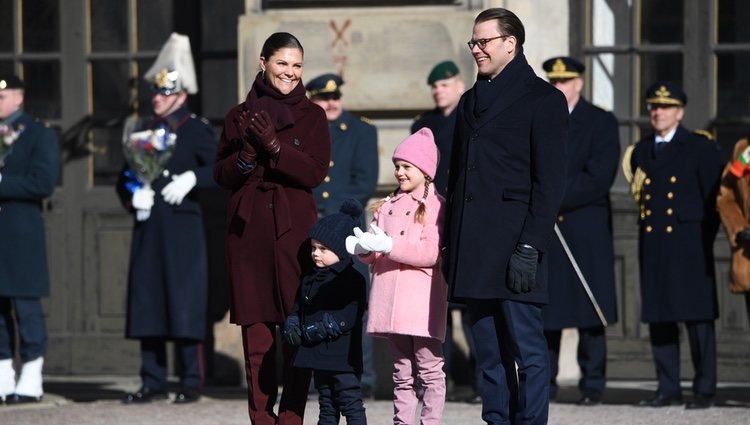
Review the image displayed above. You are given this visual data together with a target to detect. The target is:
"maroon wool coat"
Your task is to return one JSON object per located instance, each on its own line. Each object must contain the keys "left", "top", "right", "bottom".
{"left": 214, "top": 93, "right": 331, "bottom": 325}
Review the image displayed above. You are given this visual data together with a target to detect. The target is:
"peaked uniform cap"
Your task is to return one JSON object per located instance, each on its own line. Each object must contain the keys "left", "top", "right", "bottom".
{"left": 543, "top": 56, "right": 584, "bottom": 80}
{"left": 645, "top": 82, "right": 687, "bottom": 107}
{"left": 307, "top": 73, "right": 344, "bottom": 97}
{"left": 0, "top": 75, "right": 24, "bottom": 90}
{"left": 144, "top": 32, "right": 198, "bottom": 95}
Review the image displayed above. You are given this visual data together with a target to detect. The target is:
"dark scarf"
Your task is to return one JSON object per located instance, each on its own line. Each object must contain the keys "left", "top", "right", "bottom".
{"left": 242, "top": 71, "right": 307, "bottom": 131}
{"left": 473, "top": 48, "right": 531, "bottom": 118}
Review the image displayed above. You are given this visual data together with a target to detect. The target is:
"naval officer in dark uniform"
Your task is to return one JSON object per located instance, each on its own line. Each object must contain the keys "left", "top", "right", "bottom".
{"left": 540, "top": 57, "right": 619, "bottom": 406}
{"left": 627, "top": 82, "right": 721, "bottom": 410}
{"left": 116, "top": 33, "right": 217, "bottom": 404}
{"left": 307, "top": 73, "right": 379, "bottom": 397}
{"left": 411, "top": 60, "right": 465, "bottom": 196}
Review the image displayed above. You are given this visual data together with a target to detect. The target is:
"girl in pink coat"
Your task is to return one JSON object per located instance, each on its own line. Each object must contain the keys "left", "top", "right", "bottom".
{"left": 346, "top": 127, "right": 448, "bottom": 425}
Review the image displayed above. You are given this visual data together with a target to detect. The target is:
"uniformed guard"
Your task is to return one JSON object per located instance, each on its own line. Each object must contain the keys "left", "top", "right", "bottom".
{"left": 411, "top": 60, "right": 465, "bottom": 196}
{"left": 115, "top": 33, "right": 217, "bottom": 404}
{"left": 0, "top": 75, "right": 59, "bottom": 404}
{"left": 541, "top": 56, "right": 619, "bottom": 406}
{"left": 307, "top": 72, "right": 379, "bottom": 397}
{"left": 628, "top": 82, "right": 721, "bottom": 409}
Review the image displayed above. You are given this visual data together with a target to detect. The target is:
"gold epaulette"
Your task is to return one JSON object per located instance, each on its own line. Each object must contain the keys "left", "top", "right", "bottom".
{"left": 360, "top": 116, "right": 375, "bottom": 126}
{"left": 693, "top": 129, "right": 715, "bottom": 141}
{"left": 621, "top": 143, "right": 646, "bottom": 204}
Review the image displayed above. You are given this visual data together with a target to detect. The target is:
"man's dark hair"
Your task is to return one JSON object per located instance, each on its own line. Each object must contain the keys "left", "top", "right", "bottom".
{"left": 475, "top": 8, "right": 525, "bottom": 47}
{"left": 260, "top": 32, "right": 304, "bottom": 60}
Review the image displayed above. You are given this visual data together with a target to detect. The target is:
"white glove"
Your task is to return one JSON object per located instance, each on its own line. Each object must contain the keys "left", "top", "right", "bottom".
{"left": 161, "top": 170, "right": 197, "bottom": 205}
{"left": 132, "top": 187, "right": 155, "bottom": 210}
{"left": 346, "top": 228, "right": 370, "bottom": 255}
{"left": 132, "top": 187, "right": 155, "bottom": 222}
{"left": 358, "top": 223, "right": 393, "bottom": 254}
{"left": 136, "top": 209, "right": 151, "bottom": 222}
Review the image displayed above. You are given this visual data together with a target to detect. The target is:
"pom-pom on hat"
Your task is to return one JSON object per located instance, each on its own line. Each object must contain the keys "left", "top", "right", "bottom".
{"left": 309, "top": 199, "right": 363, "bottom": 260}
{"left": 392, "top": 127, "right": 439, "bottom": 180}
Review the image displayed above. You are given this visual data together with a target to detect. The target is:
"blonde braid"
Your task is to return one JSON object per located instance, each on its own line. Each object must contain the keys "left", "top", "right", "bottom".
{"left": 370, "top": 190, "right": 398, "bottom": 214}
{"left": 415, "top": 176, "right": 431, "bottom": 224}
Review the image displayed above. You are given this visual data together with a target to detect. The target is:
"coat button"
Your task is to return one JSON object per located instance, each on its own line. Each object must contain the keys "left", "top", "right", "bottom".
{"left": 466, "top": 195, "right": 473, "bottom": 202}
{"left": 667, "top": 192, "right": 674, "bottom": 199}
{"left": 644, "top": 178, "right": 651, "bottom": 185}
{"left": 645, "top": 209, "right": 652, "bottom": 216}
{"left": 322, "top": 191, "right": 329, "bottom": 199}
{"left": 324, "top": 176, "right": 331, "bottom": 182}
{"left": 267, "top": 203, "right": 273, "bottom": 209}
{"left": 388, "top": 210, "right": 393, "bottom": 215}
{"left": 405, "top": 211, "right": 410, "bottom": 216}
{"left": 557, "top": 215, "right": 564, "bottom": 222}
{"left": 670, "top": 176, "right": 677, "bottom": 183}
{"left": 666, "top": 225, "right": 673, "bottom": 233}
{"left": 666, "top": 208, "right": 673, "bottom": 215}
{"left": 400, "top": 230, "right": 405, "bottom": 235}
{"left": 293, "top": 138, "right": 300, "bottom": 146}
{"left": 645, "top": 194, "right": 652, "bottom": 201}
{"left": 645, "top": 225, "right": 653, "bottom": 233}
{"left": 329, "top": 160, "right": 334, "bottom": 167}
{"left": 163, "top": 169, "right": 170, "bottom": 177}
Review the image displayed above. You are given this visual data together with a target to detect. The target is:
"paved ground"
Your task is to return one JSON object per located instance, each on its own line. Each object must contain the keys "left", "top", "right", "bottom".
{"left": 0, "top": 376, "right": 749, "bottom": 424}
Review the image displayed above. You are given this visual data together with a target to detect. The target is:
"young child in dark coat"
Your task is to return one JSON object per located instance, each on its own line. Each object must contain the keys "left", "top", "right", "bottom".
{"left": 284, "top": 199, "right": 368, "bottom": 425}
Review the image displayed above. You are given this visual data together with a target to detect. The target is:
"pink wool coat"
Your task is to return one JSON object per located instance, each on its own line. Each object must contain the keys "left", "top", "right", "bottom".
{"left": 358, "top": 185, "right": 448, "bottom": 341}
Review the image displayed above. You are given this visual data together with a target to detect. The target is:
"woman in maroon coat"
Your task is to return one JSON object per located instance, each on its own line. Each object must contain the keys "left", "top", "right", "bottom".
{"left": 213, "top": 32, "right": 331, "bottom": 425}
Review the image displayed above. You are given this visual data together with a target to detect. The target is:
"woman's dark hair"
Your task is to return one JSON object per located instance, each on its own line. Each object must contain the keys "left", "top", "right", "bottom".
{"left": 475, "top": 8, "right": 525, "bottom": 47}
{"left": 260, "top": 32, "right": 304, "bottom": 59}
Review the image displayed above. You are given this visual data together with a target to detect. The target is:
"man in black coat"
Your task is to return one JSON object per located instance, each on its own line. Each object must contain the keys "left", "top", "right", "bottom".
{"left": 0, "top": 75, "right": 59, "bottom": 404}
{"left": 628, "top": 82, "right": 721, "bottom": 409}
{"left": 115, "top": 33, "right": 217, "bottom": 404}
{"left": 540, "top": 56, "right": 620, "bottom": 406}
{"left": 443, "top": 8, "right": 568, "bottom": 425}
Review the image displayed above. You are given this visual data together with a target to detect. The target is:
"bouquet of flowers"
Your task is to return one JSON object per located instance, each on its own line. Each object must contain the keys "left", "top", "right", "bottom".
{"left": 121, "top": 117, "right": 176, "bottom": 189}
{"left": 0, "top": 123, "right": 24, "bottom": 168}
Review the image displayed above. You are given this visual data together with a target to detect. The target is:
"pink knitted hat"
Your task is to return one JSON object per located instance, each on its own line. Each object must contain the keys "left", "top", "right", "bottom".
{"left": 392, "top": 127, "right": 440, "bottom": 180}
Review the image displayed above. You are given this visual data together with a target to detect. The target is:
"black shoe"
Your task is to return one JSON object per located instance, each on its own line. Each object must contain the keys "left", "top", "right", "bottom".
{"left": 465, "top": 393, "right": 482, "bottom": 404}
{"left": 685, "top": 395, "right": 713, "bottom": 410}
{"left": 174, "top": 388, "right": 201, "bottom": 404}
{"left": 123, "top": 387, "right": 168, "bottom": 404}
{"left": 5, "top": 393, "right": 43, "bottom": 404}
{"left": 577, "top": 394, "right": 602, "bottom": 406}
{"left": 360, "top": 384, "right": 373, "bottom": 400}
{"left": 637, "top": 394, "right": 683, "bottom": 407}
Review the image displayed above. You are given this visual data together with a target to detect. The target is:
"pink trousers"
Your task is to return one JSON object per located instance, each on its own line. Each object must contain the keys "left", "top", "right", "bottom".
{"left": 388, "top": 334, "right": 446, "bottom": 425}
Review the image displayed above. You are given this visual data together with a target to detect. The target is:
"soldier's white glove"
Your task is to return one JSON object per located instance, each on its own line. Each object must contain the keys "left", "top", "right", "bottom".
{"left": 346, "top": 228, "right": 370, "bottom": 255}
{"left": 132, "top": 187, "right": 155, "bottom": 222}
{"left": 358, "top": 224, "right": 393, "bottom": 254}
{"left": 161, "top": 170, "right": 196, "bottom": 205}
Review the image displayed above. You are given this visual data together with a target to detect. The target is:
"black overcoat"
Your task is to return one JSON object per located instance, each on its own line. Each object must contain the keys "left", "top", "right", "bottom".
{"left": 630, "top": 126, "right": 721, "bottom": 322}
{"left": 289, "top": 257, "right": 366, "bottom": 373}
{"left": 0, "top": 112, "right": 58, "bottom": 297}
{"left": 543, "top": 99, "right": 619, "bottom": 329}
{"left": 444, "top": 53, "right": 569, "bottom": 305}
{"left": 116, "top": 107, "right": 217, "bottom": 340}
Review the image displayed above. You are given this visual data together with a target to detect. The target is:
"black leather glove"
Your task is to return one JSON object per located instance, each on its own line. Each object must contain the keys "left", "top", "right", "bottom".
{"left": 283, "top": 316, "right": 302, "bottom": 347}
{"left": 249, "top": 110, "right": 280, "bottom": 156}
{"left": 322, "top": 313, "right": 342, "bottom": 338}
{"left": 736, "top": 228, "right": 750, "bottom": 245}
{"left": 506, "top": 243, "right": 539, "bottom": 294}
{"left": 303, "top": 321, "right": 328, "bottom": 344}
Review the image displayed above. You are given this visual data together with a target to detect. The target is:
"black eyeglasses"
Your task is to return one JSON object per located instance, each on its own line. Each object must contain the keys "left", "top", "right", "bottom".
{"left": 467, "top": 35, "right": 508, "bottom": 50}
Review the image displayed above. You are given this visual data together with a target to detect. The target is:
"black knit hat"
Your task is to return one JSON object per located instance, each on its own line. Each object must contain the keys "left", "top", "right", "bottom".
{"left": 309, "top": 199, "right": 363, "bottom": 260}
